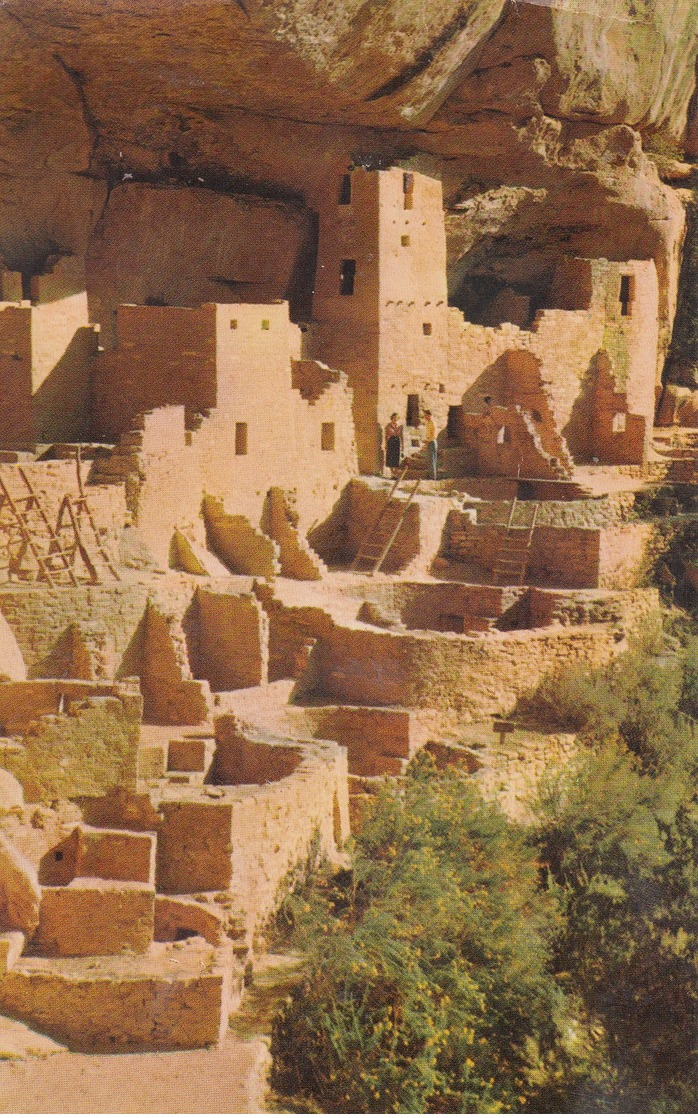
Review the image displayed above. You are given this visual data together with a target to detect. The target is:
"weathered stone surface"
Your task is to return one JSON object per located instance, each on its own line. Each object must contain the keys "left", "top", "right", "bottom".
{"left": 35, "top": 878, "right": 154, "bottom": 957}
{"left": 0, "top": 940, "right": 235, "bottom": 1052}
{"left": 0, "top": 0, "right": 693, "bottom": 378}
{"left": 0, "top": 835, "right": 40, "bottom": 936}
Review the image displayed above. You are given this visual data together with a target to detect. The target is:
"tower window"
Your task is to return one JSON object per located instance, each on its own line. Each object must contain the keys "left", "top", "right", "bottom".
{"left": 403, "top": 172, "right": 414, "bottom": 210}
{"left": 230, "top": 318, "right": 238, "bottom": 330}
{"left": 261, "top": 319, "right": 270, "bottom": 330}
{"left": 401, "top": 234, "right": 410, "bottom": 247}
{"left": 235, "top": 422, "right": 248, "bottom": 455}
{"left": 321, "top": 422, "right": 335, "bottom": 451}
{"left": 422, "top": 322, "right": 432, "bottom": 336}
{"left": 340, "top": 259, "right": 356, "bottom": 296}
{"left": 406, "top": 394, "right": 420, "bottom": 427}
{"left": 497, "top": 426, "right": 511, "bottom": 445}
{"left": 447, "top": 405, "right": 461, "bottom": 438}
{"left": 338, "top": 174, "right": 352, "bottom": 205}
{"left": 612, "top": 412, "right": 627, "bottom": 433}
{"left": 619, "top": 274, "right": 634, "bottom": 316}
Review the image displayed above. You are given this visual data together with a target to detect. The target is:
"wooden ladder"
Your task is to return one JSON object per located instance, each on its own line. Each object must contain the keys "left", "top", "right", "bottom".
{"left": 58, "top": 494, "right": 121, "bottom": 582}
{"left": 492, "top": 497, "right": 539, "bottom": 586}
{"left": 0, "top": 470, "right": 78, "bottom": 586}
{"left": 350, "top": 465, "right": 421, "bottom": 575}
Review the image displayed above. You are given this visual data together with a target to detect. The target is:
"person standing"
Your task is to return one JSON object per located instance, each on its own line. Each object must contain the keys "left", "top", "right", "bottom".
{"left": 423, "top": 409, "right": 438, "bottom": 480}
{"left": 385, "top": 412, "right": 403, "bottom": 477}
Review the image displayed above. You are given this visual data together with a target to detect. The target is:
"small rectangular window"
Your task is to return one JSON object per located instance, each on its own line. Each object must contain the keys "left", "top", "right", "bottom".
{"left": 340, "top": 259, "right": 356, "bottom": 296}
{"left": 447, "top": 405, "right": 461, "bottom": 438}
{"left": 338, "top": 174, "right": 352, "bottom": 205}
{"left": 401, "top": 234, "right": 410, "bottom": 247}
{"left": 261, "top": 319, "right": 270, "bottom": 330}
{"left": 230, "top": 318, "right": 238, "bottom": 330}
{"left": 321, "top": 422, "right": 335, "bottom": 451}
{"left": 612, "top": 412, "right": 627, "bottom": 433}
{"left": 235, "top": 422, "right": 248, "bottom": 455}
{"left": 619, "top": 274, "right": 633, "bottom": 317}
{"left": 422, "top": 322, "right": 432, "bottom": 336}
{"left": 406, "top": 393, "right": 420, "bottom": 427}
{"left": 403, "top": 172, "right": 414, "bottom": 210}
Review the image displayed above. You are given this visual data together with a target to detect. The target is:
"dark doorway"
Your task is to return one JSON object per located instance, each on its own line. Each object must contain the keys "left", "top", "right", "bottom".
{"left": 340, "top": 259, "right": 356, "bottom": 296}
{"left": 447, "top": 405, "right": 461, "bottom": 439}
{"left": 406, "top": 394, "right": 420, "bottom": 427}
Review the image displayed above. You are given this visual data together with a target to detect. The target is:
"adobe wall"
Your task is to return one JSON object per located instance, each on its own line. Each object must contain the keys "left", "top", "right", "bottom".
{"left": 190, "top": 304, "right": 356, "bottom": 533}
{"left": 448, "top": 258, "right": 659, "bottom": 468}
{"left": 120, "top": 407, "right": 207, "bottom": 569}
{"left": 444, "top": 515, "right": 602, "bottom": 588}
{"left": 597, "top": 523, "right": 656, "bottom": 589}
{"left": 0, "top": 305, "right": 33, "bottom": 448}
{"left": 191, "top": 589, "right": 268, "bottom": 692}
{"left": 444, "top": 511, "right": 656, "bottom": 590}
{"left": 312, "top": 616, "right": 654, "bottom": 724}
{"left": 93, "top": 303, "right": 218, "bottom": 441}
{"left": 0, "top": 585, "right": 149, "bottom": 679}
{"left": 0, "top": 940, "right": 233, "bottom": 1052}
{"left": 155, "top": 729, "right": 349, "bottom": 927}
{"left": 0, "top": 258, "right": 99, "bottom": 446}
{"left": 98, "top": 303, "right": 357, "bottom": 537}
{"left": 353, "top": 580, "right": 520, "bottom": 631}
{"left": 4, "top": 681, "right": 142, "bottom": 802}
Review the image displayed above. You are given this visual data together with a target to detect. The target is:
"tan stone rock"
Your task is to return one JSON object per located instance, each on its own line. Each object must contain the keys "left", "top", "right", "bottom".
{"left": 0, "top": 835, "right": 40, "bottom": 936}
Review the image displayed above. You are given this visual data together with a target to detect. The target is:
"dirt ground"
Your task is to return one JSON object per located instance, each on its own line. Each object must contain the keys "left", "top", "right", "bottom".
{"left": 0, "top": 1034, "right": 270, "bottom": 1114}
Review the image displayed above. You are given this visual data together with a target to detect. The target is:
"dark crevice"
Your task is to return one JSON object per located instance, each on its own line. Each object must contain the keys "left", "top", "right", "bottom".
{"left": 366, "top": 9, "right": 482, "bottom": 102}
{"left": 230, "top": 0, "right": 250, "bottom": 16}
{"left": 53, "top": 52, "right": 100, "bottom": 171}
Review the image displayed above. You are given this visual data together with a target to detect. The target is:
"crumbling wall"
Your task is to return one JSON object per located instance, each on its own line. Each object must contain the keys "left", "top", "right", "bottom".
{"left": 140, "top": 603, "right": 210, "bottom": 726}
{"left": 0, "top": 585, "right": 148, "bottom": 679}
{"left": 202, "top": 497, "right": 279, "bottom": 577}
{"left": 192, "top": 589, "right": 268, "bottom": 692}
{"left": 313, "top": 617, "right": 654, "bottom": 720}
{"left": 93, "top": 304, "right": 217, "bottom": 441}
{"left": 3, "top": 681, "right": 142, "bottom": 801}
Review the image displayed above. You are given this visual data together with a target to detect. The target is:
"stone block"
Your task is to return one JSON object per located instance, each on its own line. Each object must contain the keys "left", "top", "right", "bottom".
{"left": 75, "top": 826, "right": 156, "bottom": 886}
{"left": 0, "top": 931, "right": 25, "bottom": 975}
{"left": 167, "top": 737, "right": 213, "bottom": 774}
{"left": 138, "top": 743, "right": 167, "bottom": 781}
{"left": 0, "top": 833, "right": 41, "bottom": 935}
{"left": 35, "top": 878, "right": 154, "bottom": 957}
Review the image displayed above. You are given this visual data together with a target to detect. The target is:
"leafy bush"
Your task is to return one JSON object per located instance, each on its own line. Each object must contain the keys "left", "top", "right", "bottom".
{"left": 532, "top": 736, "right": 698, "bottom": 1111}
{"left": 518, "top": 636, "right": 696, "bottom": 773}
{"left": 271, "top": 757, "right": 588, "bottom": 1113}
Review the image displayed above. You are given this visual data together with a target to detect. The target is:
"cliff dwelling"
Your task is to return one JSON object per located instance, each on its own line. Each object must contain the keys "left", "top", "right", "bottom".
{"left": 0, "top": 0, "right": 695, "bottom": 1109}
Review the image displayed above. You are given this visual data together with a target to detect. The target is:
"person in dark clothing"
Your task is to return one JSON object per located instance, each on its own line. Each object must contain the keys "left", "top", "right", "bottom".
{"left": 385, "top": 413, "right": 403, "bottom": 477}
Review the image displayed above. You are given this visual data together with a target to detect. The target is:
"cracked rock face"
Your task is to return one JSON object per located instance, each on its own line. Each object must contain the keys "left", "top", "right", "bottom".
{"left": 0, "top": 0, "right": 695, "bottom": 366}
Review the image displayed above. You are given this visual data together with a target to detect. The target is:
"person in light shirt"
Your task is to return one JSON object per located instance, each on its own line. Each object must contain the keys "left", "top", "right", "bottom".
{"left": 423, "top": 409, "right": 437, "bottom": 480}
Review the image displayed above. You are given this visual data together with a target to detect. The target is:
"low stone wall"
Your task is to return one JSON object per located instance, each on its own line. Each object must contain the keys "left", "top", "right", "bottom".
{"left": 312, "top": 611, "right": 656, "bottom": 721}
{"left": 0, "top": 940, "right": 234, "bottom": 1052}
{"left": 4, "top": 681, "right": 143, "bottom": 802}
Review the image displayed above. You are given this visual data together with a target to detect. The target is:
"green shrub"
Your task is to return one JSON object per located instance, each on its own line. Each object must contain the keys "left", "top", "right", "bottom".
{"left": 271, "top": 756, "right": 589, "bottom": 1113}
{"left": 532, "top": 738, "right": 698, "bottom": 1111}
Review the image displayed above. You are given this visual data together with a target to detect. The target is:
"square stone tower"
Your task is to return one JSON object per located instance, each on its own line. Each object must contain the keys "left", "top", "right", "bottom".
{"left": 310, "top": 167, "right": 450, "bottom": 473}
